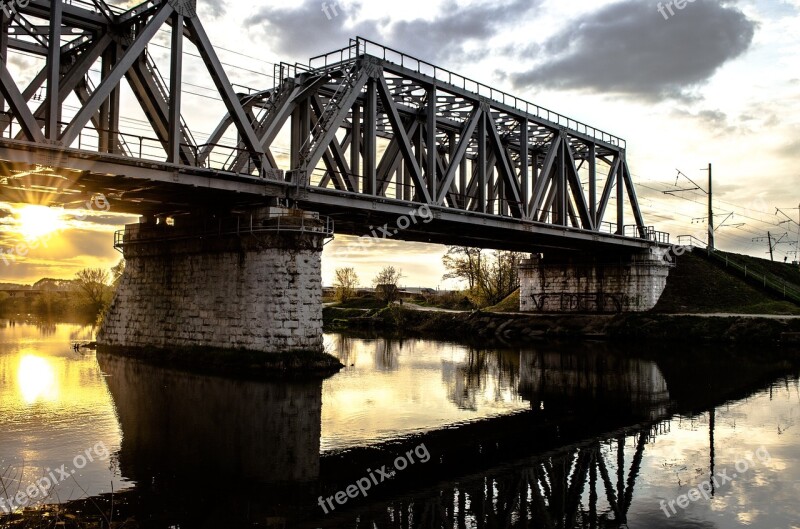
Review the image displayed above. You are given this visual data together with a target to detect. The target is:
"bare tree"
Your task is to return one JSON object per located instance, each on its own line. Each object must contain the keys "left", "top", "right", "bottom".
{"left": 442, "top": 248, "right": 525, "bottom": 306}
{"left": 73, "top": 268, "right": 111, "bottom": 313}
{"left": 111, "top": 259, "right": 125, "bottom": 289}
{"left": 333, "top": 267, "right": 359, "bottom": 302}
{"left": 372, "top": 266, "right": 403, "bottom": 304}
{"left": 442, "top": 246, "right": 483, "bottom": 289}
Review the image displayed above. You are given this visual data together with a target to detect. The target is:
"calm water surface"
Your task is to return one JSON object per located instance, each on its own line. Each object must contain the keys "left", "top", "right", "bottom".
{"left": 0, "top": 319, "right": 798, "bottom": 528}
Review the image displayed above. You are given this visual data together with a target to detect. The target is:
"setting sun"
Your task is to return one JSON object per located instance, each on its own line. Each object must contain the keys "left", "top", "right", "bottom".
{"left": 16, "top": 205, "right": 63, "bottom": 241}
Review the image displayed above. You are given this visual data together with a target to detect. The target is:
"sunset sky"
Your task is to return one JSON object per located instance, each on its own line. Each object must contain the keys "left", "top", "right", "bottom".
{"left": 1, "top": 0, "right": 799, "bottom": 287}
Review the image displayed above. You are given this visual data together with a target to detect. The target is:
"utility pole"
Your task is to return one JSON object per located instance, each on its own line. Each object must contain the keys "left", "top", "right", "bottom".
{"left": 664, "top": 163, "right": 714, "bottom": 249}
{"left": 776, "top": 205, "right": 800, "bottom": 263}
{"left": 705, "top": 163, "right": 714, "bottom": 250}
{"left": 768, "top": 232, "right": 773, "bottom": 261}
{"left": 753, "top": 232, "right": 788, "bottom": 262}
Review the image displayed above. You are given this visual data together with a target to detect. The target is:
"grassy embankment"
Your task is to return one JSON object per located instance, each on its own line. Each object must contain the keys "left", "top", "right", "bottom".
{"left": 324, "top": 250, "right": 800, "bottom": 349}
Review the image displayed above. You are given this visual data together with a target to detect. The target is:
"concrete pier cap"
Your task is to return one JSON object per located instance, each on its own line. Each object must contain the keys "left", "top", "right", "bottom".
{"left": 518, "top": 245, "right": 672, "bottom": 313}
{"left": 98, "top": 207, "right": 339, "bottom": 369}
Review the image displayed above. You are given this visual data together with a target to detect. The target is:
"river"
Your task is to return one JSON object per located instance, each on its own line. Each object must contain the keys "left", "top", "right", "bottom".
{"left": 0, "top": 318, "right": 798, "bottom": 528}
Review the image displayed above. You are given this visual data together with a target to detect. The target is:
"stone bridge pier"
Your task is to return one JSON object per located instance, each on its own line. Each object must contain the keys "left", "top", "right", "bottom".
{"left": 98, "top": 207, "right": 332, "bottom": 354}
{"left": 519, "top": 248, "right": 672, "bottom": 313}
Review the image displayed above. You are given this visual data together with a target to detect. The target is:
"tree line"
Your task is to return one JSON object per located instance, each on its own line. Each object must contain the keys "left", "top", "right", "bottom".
{"left": 333, "top": 246, "right": 526, "bottom": 308}
{"left": 0, "top": 260, "right": 124, "bottom": 319}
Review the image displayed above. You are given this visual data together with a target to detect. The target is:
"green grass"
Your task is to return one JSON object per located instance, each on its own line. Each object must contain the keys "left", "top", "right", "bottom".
{"left": 328, "top": 296, "right": 388, "bottom": 309}
{"left": 486, "top": 290, "right": 520, "bottom": 312}
{"left": 652, "top": 250, "right": 800, "bottom": 314}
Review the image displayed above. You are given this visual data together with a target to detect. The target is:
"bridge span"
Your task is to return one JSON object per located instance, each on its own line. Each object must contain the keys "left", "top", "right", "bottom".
{"left": 0, "top": 0, "right": 673, "bottom": 354}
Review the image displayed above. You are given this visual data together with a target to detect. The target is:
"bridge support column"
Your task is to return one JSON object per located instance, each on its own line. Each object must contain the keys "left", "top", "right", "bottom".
{"left": 98, "top": 208, "right": 331, "bottom": 354}
{"left": 519, "top": 248, "right": 671, "bottom": 313}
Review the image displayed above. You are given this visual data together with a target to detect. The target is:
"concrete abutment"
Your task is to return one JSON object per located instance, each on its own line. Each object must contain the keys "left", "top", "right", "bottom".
{"left": 98, "top": 207, "right": 332, "bottom": 354}
{"left": 519, "top": 248, "right": 672, "bottom": 313}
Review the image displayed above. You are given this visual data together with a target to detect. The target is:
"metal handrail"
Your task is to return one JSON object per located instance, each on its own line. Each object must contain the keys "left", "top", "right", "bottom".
{"left": 113, "top": 215, "right": 334, "bottom": 251}
{"left": 308, "top": 36, "right": 626, "bottom": 148}
{"left": 702, "top": 248, "right": 800, "bottom": 304}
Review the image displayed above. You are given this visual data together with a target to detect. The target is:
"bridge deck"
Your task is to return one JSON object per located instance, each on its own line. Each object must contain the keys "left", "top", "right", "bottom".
{"left": 0, "top": 0, "right": 667, "bottom": 252}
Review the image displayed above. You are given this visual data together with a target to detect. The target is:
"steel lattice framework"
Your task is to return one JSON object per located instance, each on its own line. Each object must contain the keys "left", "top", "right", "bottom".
{"left": 0, "top": 0, "right": 666, "bottom": 251}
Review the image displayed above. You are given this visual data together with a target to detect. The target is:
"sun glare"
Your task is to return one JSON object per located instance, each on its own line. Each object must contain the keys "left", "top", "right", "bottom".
{"left": 16, "top": 205, "right": 63, "bottom": 241}
{"left": 17, "top": 354, "right": 58, "bottom": 404}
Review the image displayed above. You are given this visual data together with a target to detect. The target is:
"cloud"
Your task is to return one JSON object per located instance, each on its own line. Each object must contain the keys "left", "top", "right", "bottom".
{"left": 245, "top": 0, "right": 540, "bottom": 64}
{"left": 509, "top": 0, "right": 757, "bottom": 101}
{"left": 245, "top": 1, "right": 383, "bottom": 59}
{"left": 383, "top": 0, "right": 540, "bottom": 63}
{"left": 197, "top": 0, "right": 226, "bottom": 18}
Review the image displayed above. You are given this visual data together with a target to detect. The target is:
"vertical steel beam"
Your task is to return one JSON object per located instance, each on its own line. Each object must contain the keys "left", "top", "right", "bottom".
{"left": 45, "top": 0, "right": 63, "bottom": 140}
{"left": 0, "top": 13, "right": 7, "bottom": 114}
{"left": 589, "top": 143, "right": 597, "bottom": 226}
{"left": 414, "top": 123, "right": 424, "bottom": 201}
{"left": 364, "top": 78, "right": 377, "bottom": 195}
{"left": 447, "top": 130, "right": 457, "bottom": 207}
{"left": 616, "top": 154, "right": 625, "bottom": 234}
{"left": 557, "top": 139, "right": 567, "bottom": 226}
{"left": 520, "top": 118, "right": 529, "bottom": 219}
{"left": 104, "top": 42, "right": 120, "bottom": 153}
{"left": 478, "top": 109, "right": 487, "bottom": 214}
{"left": 426, "top": 85, "right": 437, "bottom": 198}
{"left": 167, "top": 13, "right": 183, "bottom": 164}
{"left": 290, "top": 106, "right": 301, "bottom": 170}
{"left": 350, "top": 103, "right": 361, "bottom": 191}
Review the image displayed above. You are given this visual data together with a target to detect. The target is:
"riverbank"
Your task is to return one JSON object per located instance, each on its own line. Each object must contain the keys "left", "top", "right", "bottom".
{"left": 323, "top": 305, "right": 800, "bottom": 359}
{"left": 96, "top": 344, "right": 344, "bottom": 379}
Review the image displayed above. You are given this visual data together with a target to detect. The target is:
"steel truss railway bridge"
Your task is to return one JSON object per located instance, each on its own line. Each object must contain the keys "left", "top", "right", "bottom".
{"left": 0, "top": 0, "right": 673, "bottom": 353}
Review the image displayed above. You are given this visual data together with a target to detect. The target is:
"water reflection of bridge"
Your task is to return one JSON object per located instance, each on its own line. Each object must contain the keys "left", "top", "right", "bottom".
{"left": 315, "top": 426, "right": 667, "bottom": 529}
{"left": 92, "top": 340, "right": 784, "bottom": 528}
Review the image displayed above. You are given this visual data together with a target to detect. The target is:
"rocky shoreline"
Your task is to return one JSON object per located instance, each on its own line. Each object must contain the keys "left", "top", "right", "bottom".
{"left": 324, "top": 306, "right": 800, "bottom": 358}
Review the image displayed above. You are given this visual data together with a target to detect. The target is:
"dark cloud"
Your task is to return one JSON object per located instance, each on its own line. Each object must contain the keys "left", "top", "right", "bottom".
{"left": 245, "top": 0, "right": 539, "bottom": 64}
{"left": 509, "top": 0, "right": 756, "bottom": 101}
{"left": 245, "top": 1, "right": 383, "bottom": 59}
{"left": 384, "top": 0, "right": 540, "bottom": 62}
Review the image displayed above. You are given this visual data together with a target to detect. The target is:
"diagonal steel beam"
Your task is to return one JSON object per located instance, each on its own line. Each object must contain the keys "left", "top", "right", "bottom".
{"left": 530, "top": 133, "right": 561, "bottom": 215}
{"left": 60, "top": 3, "right": 173, "bottom": 146}
{"left": 311, "top": 95, "right": 356, "bottom": 191}
{"left": 0, "top": 60, "right": 45, "bottom": 141}
{"left": 621, "top": 159, "right": 647, "bottom": 236}
{"left": 436, "top": 105, "right": 480, "bottom": 204}
{"left": 22, "top": 33, "right": 112, "bottom": 140}
{"left": 596, "top": 156, "right": 620, "bottom": 226}
{"left": 303, "top": 69, "right": 369, "bottom": 179}
{"left": 376, "top": 75, "right": 431, "bottom": 203}
{"left": 564, "top": 138, "right": 595, "bottom": 230}
{"left": 185, "top": 15, "right": 267, "bottom": 172}
{"left": 377, "top": 119, "right": 419, "bottom": 196}
{"left": 485, "top": 111, "right": 523, "bottom": 218}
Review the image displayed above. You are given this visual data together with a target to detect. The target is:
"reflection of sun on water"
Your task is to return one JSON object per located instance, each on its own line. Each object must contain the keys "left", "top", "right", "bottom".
{"left": 17, "top": 355, "right": 58, "bottom": 403}
{"left": 16, "top": 205, "right": 62, "bottom": 241}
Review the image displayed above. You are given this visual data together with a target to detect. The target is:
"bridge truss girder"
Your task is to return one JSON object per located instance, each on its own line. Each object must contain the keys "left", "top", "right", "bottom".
{"left": 0, "top": 0, "right": 655, "bottom": 248}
